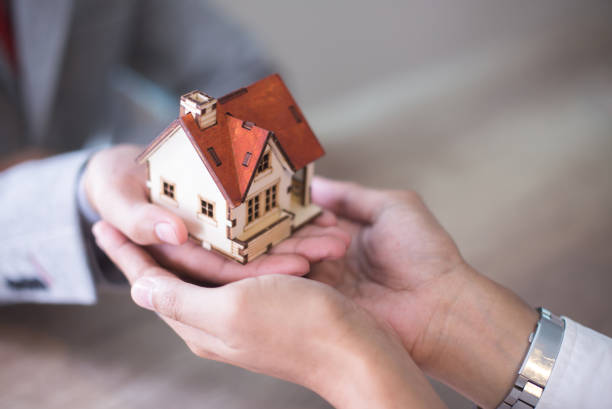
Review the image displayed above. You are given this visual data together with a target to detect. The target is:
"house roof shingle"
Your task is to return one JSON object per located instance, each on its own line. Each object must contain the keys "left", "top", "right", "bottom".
{"left": 138, "top": 73, "right": 324, "bottom": 207}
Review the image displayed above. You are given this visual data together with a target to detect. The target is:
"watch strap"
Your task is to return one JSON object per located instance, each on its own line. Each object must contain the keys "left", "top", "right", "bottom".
{"left": 495, "top": 308, "right": 565, "bottom": 409}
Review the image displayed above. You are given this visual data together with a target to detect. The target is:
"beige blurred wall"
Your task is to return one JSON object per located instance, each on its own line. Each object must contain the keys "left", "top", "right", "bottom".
{"left": 209, "top": 0, "right": 612, "bottom": 334}
{"left": 210, "top": 0, "right": 611, "bottom": 107}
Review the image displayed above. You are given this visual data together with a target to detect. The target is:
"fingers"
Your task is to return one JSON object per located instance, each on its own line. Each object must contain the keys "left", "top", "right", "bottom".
{"left": 93, "top": 221, "right": 230, "bottom": 334}
{"left": 86, "top": 146, "right": 188, "bottom": 246}
{"left": 311, "top": 176, "right": 388, "bottom": 224}
{"left": 148, "top": 240, "right": 310, "bottom": 284}
{"left": 269, "top": 224, "right": 351, "bottom": 261}
{"left": 147, "top": 221, "right": 349, "bottom": 283}
{"left": 92, "top": 221, "right": 174, "bottom": 284}
{"left": 92, "top": 220, "right": 234, "bottom": 336}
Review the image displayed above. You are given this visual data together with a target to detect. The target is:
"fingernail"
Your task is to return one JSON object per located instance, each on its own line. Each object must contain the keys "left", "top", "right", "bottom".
{"left": 131, "top": 278, "right": 156, "bottom": 310}
{"left": 155, "top": 222, "right": 179, "bottom": 244}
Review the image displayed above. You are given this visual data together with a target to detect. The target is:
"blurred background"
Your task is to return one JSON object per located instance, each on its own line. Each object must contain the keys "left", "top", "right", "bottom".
{"left": 2, "top": 1, "right": 611, "bottom": 408}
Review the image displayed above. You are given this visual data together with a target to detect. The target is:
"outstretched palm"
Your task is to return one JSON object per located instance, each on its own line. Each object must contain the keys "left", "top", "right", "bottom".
{"left": 86, "top": 145, "right": 353, "bottom": 285}
{"left": 309, "top": 177, "right": 469, "bottom": 367}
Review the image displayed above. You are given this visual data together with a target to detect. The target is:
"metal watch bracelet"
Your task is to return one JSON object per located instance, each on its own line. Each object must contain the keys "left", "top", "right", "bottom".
{"left": 493, "top": 307, "right": 565, "bottom": 409}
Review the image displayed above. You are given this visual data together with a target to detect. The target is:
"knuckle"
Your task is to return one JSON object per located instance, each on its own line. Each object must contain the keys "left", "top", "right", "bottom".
{"left": 135, "top": 203, "right": 156, "bottom": 220}
{"left": 134, "top": 265, "right": 159, "bottom": 282}
{"left": 123, "top": 222, "right": 140, "bottom": 240}
{"left": 154, "top": 288, "right": 183, "bottom": 322}
{"left": 110, "top": 234, "right": 133, "bottom": 259}
{"left": 126, "top": 205, "right": 154, "bottom": 244}
{"left": 125, "top": 226, "right": 148, "bottom": 245}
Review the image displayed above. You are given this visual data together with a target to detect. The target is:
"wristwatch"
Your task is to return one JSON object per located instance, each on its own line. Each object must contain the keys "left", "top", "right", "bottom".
{"left": 495, "top": 307, "right": 565, "bottom": 409}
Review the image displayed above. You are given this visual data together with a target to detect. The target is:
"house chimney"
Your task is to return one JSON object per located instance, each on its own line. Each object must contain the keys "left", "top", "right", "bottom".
{"left": 180, "top": 90, "right": 217, "bottom": 130}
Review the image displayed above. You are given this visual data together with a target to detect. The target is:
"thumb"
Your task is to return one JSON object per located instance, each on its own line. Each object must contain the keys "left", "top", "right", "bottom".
{"left": 131, "top": 275, "right": 227, "bottom": 334}
{"left": 100, "top": 190, "right": 188, "bottom": 245}
{"left": 311, "top": 176, "right": 387, "bottom": 224}
{"left": 117, "top": 200, "right": 188, "bottom": 246}
{"left": 90, "top": 174, "right": 188, "bottom": 246}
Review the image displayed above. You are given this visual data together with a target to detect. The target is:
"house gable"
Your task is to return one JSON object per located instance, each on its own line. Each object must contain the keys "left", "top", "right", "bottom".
{"left": 146, "top": 126, "right": 227, "bottom": 226}
{"left": 244, "top": 136, "right": 292, "bottom": 199}
{"left": 136, "top": 119, "right": 180, "bottom": 163}
{"left": 233, "top": 137, "right": 293, "bottom": 240}
{"left": 179, "top": 113, "right": 273, "bottom": 207}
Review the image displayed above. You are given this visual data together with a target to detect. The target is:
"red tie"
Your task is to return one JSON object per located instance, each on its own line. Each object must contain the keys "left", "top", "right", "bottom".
{"left": 0, "top": 0, "right": 16, "bottom": 72}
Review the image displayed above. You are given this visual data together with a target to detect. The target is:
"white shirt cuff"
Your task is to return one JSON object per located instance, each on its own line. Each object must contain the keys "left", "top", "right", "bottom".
{"left": 0, "top": 151, "right": 97, "bottom": 304}
{"left": 537, "top": 317, "right": 612, "bottom": 408}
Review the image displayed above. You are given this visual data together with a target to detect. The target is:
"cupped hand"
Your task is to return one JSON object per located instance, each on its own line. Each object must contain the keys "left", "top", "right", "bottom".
{"left": 85, "top": 145, "right": 351, "bottom": 283}
{"left": 92, "top": 221, "right": 447, "bottom": 409}
{"left": 144, "top": 209, "right": 350, "bottom": 284}
{"left": 310, "top": 177, "right": 538, "bottom": 408}
{"left": 309, "top": 177, "right": 471, "bottom": 369}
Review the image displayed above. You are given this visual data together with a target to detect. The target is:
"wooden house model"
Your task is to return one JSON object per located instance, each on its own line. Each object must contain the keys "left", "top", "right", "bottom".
{"left": 136, "top": 74, "right": 324, "bottom": 263}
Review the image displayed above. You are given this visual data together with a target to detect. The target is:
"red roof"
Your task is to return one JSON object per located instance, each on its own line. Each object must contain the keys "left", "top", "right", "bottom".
{"left": 180, "top": 113, "right": 270, "bottom": 207}
{"left": 138, "top": 74, "right": 324, "bottom": 207}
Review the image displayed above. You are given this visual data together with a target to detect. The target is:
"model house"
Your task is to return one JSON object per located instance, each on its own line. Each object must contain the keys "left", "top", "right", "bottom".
{"left": 136, "top": 74, "right": 325, "bottom": 263}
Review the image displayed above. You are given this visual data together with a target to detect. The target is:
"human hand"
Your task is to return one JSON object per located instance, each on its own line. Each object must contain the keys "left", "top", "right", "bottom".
{"left": 310, "top": 177, "right": 538, "bottom": 408}
{"left": 84, "top": 145, "right": 351, "bottom": 283}
{"left": 92, "top": 221, "right": 448, "bottom": 409}
{"left": 309, "top": 177, "right": 466, "bottom": 363}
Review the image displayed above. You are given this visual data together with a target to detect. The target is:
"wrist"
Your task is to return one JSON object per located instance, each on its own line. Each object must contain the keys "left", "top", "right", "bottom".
{"left": 77, "top": 160, "right": 102, "bottom": 224}
{"left": 313, "top": 314, "right": 446, "bottom": 409}
{"left": 82, "top": 157, "right": 98, "bottom": 214}
{"left": 424, "top": 265, "right": 538, "bottom": 408}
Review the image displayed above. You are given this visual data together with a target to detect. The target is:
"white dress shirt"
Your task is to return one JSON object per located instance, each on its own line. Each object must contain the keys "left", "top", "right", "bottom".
{"left": 0, "top": 151, "right": 96, "bottom": 304}
{"left": 537, "top": 317, "right": 612, "bottom": 408}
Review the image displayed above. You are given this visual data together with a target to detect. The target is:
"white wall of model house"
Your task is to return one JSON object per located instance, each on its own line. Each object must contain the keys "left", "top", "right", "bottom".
{"left": 147, "top": 126, "right": 232, "bottom": 254}
{"left": 147, "top": 125, "right": 296, "bottom": 254}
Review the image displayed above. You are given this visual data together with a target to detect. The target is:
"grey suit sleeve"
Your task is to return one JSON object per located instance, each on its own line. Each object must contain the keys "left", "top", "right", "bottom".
{"left": 108, "top": 0, "right": 276, "bottom": 147}
{"left": 0, "top": 151, "right": 97, "bottom": 304}
{"left": 128, "top": 0, "right": 276, "bottom": 97}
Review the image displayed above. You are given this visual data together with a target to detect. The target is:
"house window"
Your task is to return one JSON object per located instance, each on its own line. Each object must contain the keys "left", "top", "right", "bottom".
{"left": 207, "top": 147, "right": 222, "bottom": 166}
{"left": 200, "top": 199, "right": 214, "bottom": 219}
{"left": 242, "top": 152, "right": 252, "bottom": 167}
{"left": 256, "top": 152, "right": 271, "bottom": 175}
{"left": 265, "top": 185, "right": 278, "bottom": 212}
{"left": 247, "top": 195, "right": 260, "bottom": 223}
{"left": 247, "top": 183, "right": 279, "bottom": 224}
{"left": 162, "top": 181, "right": 175, "bottom": 199}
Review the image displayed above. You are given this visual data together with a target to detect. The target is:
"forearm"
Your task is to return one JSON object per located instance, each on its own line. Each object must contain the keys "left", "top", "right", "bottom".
{"left": 426, "top": 265, "right": 538, "bottom": 408}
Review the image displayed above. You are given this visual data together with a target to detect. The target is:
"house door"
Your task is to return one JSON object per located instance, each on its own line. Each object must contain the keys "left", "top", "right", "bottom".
{"left": 291, "top": 168, "right": 306, "bottom": 205}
